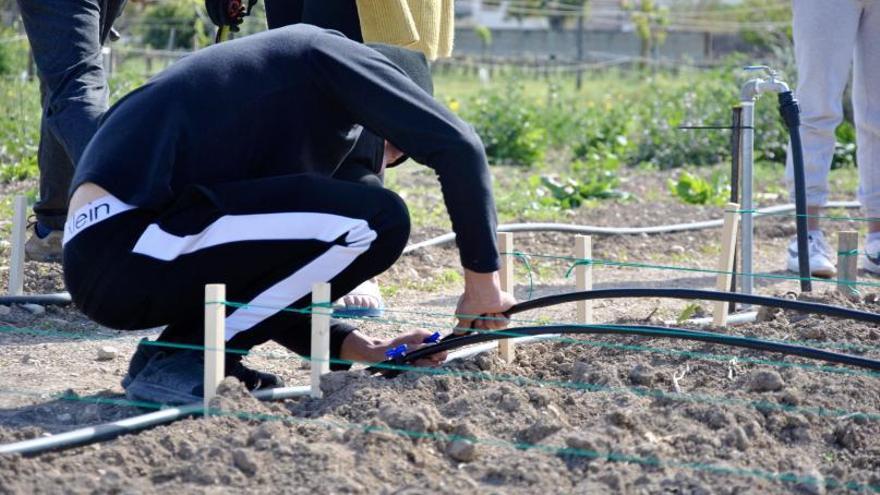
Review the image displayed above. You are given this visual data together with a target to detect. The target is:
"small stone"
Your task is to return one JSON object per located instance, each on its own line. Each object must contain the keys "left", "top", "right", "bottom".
{"left": 0, "top": 305, "right": 10, "bottom": 316}
{"left": 232, "top": 449, "right": 258, "bottom": 476}
{"left": 21, "top": 304, "right": 45, "bottom": 315}
{"left": 628, "top": 364, "right": 656, "bottom": 386}
{"left": 669, "top": 245, "right": 686, "bottom": 255}
{"left": 747, "top": 370, "right": 785, "bottom": 392}
{"left": 20, "top": 354, "right": 33, "bottom": 364}
{"left": 446, "top": 439, "right": 476, "bottom": 462}
{"left": 96, "top": 346, "right": 118, "bottom": 361}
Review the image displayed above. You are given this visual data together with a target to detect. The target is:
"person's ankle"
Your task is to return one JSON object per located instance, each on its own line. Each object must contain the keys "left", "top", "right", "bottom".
{"left": 34, "top": 221, "right": 56, "bottom": 239}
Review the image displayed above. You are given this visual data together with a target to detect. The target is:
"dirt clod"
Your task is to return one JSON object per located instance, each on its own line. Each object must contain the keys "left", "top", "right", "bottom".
{"left": 747, "top": 370, "right": 785, "bottom": 392}
{"left": 628, "top": 364, "right": 657, "bottom": 386}
{"left": 232, "top": 449, "right": 258, "bottom": 476}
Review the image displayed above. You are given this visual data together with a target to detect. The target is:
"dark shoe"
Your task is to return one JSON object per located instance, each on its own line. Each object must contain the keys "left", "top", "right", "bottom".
{"left": 25, "top": 223, "right": 62, "bottom": 263}
{"left": 121, "top": 338, "right": 164, "bottom": 388}
{"left": 124, "top": 349, "right": 204, "bottom": 406}
{"left": 227, "top": 359, "right": 284, "bottom": 390}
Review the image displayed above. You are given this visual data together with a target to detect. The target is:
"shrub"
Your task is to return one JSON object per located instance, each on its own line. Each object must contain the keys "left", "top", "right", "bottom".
{"left": 462, "top": 83, "right": 546, "bottom": 167}
{"left": 138, "top": 0, "right": 211, "bottom": 50}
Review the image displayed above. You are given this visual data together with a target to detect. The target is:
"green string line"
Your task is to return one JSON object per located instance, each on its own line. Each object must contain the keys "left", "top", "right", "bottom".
{"left": 508, "top": 251, "right": 880, "bottom": 288}
{"left": 838, "top": 249, "right": 860, "bottom": 257}
{"left": 7, "top": 304, "right": 880, "bottom": 381}
{"left": 112, "top": 338, "right": 880, "bottom": 420}
{"left": 733, "top": 209, "right": 880, "bottom": 224}
{"left": 9, "top": 386, "right": 877, "bottom": 493}
{"left": 511, "top": 250, "right": 535, "bottom": 300}
{"left": 211, "top": 301, "right": 880, "bottom": 375}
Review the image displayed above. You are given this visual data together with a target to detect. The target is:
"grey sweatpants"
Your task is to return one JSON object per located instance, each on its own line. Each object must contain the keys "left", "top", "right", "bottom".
{"left": 785, "top": 0, "right": 880, "bottom": 216}
{"left": 17, "top": 0, "right": 127, "bottom": 229}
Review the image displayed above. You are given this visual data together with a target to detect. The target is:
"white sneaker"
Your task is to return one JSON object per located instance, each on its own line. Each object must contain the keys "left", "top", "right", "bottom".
{"left": 863, "top": 239, "right": 880, "bottom": 275}
{"left": 786, "top": 232, "right": 836, "bottom": 278}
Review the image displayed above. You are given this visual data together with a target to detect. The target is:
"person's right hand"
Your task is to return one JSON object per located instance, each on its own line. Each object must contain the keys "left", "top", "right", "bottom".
{"left": 454, "top": 269, "right": 517, "bottom": 333}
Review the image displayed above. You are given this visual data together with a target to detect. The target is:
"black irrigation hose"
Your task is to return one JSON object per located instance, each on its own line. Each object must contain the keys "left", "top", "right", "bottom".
{"left": 395, "top": 324, "right": 880, "bottom": 372}
{"left": 0, "top": 292, "right": 72, "bottom": 306}
{"left": 507, "top": 289, "right": 880, "bottom": 324}
{"left": 371, "top": 288, "right": 880, "bottom": 376}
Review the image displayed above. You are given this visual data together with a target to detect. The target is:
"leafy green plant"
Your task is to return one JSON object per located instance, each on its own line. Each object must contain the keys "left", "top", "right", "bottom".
{"left": 668, "top": 171, "right": 729, "bottom": 206}
{"left": 462, "top": 83, "right": 546, "bottom": 167}
{"left": 0, "top": 155, "right": 37, "bottom": 183}
{"left": 832, "top": 121, "right": 857, "bottom": 169}
{"left": 531, "top": 154, "right": 628, "bottom": 209}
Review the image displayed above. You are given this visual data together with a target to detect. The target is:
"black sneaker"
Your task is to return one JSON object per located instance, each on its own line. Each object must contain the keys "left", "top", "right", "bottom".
{"left": 227, "top": 359, "right": 284, "bottom": 391}
{"left": 121, "top": 338, "right": 164, "bottom": 388}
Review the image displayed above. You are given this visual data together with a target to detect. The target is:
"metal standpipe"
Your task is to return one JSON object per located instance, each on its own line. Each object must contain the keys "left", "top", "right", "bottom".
{"left": 738, "top": 66, "right": 792, "bottom": 297}
{"left": 740, "top": 101, "right": 756, "bottom": 297}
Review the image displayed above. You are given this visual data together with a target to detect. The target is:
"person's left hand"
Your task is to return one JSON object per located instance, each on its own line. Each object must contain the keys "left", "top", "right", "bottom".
{"left": 375, "top": 329, "right": 447, "bottom": 367}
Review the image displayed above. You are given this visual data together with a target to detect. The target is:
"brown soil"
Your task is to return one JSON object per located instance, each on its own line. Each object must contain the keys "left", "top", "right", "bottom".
{"left": 1, "top": 169, "right": 880, "bottom": 494}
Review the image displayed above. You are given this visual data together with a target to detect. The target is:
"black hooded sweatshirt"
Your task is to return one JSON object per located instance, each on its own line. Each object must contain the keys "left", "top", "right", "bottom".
{"left": 72, "top": 25, "right": 500, "bottom": 272}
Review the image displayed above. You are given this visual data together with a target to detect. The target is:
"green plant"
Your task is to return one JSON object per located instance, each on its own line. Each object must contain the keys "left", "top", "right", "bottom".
{"left": 531, "top": 154, "right": 628, "bottom": 209}
{"left": 668, "top": 170, "right": 729, "bottom": 206}
{"left": 0, "top": 155, "right": 37, "bottom": 183}
{"left": 463, "top": 83, "right": 546, "bottom": 167}
{"left": 832, "top": 121, "right": 857, "bottom": 169}
{"left": 138, "top": 0, "right": 211, "bottom": 50}
{"left": 676, "top": 302, "right": 704, "bottom": 323}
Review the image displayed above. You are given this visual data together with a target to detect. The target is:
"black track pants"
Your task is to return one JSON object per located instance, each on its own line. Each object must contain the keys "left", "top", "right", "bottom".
{"left": 63, "top": 174, "right": 409, "bottom": 363}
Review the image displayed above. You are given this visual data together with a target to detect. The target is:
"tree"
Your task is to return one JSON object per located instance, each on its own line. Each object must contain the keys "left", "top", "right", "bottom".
{"left": 621, "top": 0, "right": 669, "bottom": 68}
{"left": 506, "top": 0, "right": 589, "bottom": 31}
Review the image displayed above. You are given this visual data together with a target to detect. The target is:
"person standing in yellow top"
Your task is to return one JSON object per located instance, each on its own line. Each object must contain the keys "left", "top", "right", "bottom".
{"left": 264, "top": 0, "right": 455, "bottom": 60}
{"left": 262, "top": 0, "right": 456, "bottom": 316}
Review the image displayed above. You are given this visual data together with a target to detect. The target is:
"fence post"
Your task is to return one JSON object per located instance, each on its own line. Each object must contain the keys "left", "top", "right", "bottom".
{"left": 310, "top": 282, "right": 331, "bottom": 398}
{"left": 204, "top": 284, "right": 226, "bottom": 412}
{"left": 498, "top": 232, "right": 514, "bottom": 363}
{"left": 837, "top": 231, "right": 859, "bottom": 299}
{"left": 713, "top": 203, "right": 740, "bottom": 326}
{"left": 575, "top": 235, "right": 592, "bottom": 324}
{"left": 7, "top": 196, "right": 27, "bottom": 297}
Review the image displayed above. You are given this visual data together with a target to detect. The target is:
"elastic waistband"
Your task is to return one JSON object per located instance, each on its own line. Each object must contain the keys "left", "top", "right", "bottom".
{"left": 63, "top": 195, "right": 137, "bottom": 246}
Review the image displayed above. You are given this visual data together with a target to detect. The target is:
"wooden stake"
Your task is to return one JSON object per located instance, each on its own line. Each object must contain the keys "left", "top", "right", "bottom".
{"left": 712, "top": 203, "right": 740, "bottom": 326}
{"left": 310, "top": 282, "right": 331, "bottom": 398}
{"left": 575, "top": 235, "right": 593, "bottom": 324}
{"left": 8, "top": 196, "right": 27, "bottom": 297}
{"left": 497, "top": 232, "right": 514, "bottom": 363}
{"left": 203, "top": 284, "right": 226, "bottom": 412}
{"left": 837, "top": 231, "right": 859, "bottom": 298}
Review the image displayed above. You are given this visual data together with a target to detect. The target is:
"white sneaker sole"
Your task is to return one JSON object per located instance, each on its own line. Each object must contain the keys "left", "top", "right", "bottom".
{"left": 787, "top": 257, "right": 836, "bottom": 278}
{"left": 862, "top": 255, "right": 880, "bottom": 275}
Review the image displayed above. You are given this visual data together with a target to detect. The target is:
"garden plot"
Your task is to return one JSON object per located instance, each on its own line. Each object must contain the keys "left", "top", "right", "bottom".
{"left": 2, "top": 165, "right": 880, "bottom": 493}
{"left": 1, "top": 298, "right": 879, "bottom": 493}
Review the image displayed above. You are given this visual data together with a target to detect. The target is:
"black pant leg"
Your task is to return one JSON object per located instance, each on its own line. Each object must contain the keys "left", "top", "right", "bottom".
{"left": 65, "top": 174, "right": 409, "bottom": 361}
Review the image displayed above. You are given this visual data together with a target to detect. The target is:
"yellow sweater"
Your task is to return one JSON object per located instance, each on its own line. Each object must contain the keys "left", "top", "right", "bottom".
{"left": 355, "top": 0, "right": 455, "bottom": 60}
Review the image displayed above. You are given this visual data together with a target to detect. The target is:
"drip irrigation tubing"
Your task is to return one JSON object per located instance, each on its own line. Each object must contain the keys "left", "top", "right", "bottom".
{"left": 506, "top": 288, "right": 880, "bottom": 324}
{"left": 370, "top": 288, "right": 880, "bottom": 375}
{"left": 0, "top": 293, "right": 72, "bottom": 306}
{"left": 390, "top": 323, "right": 880, "bottom": 375}
{"left": 402, "top": 201, "right": 860, "bottom": 254}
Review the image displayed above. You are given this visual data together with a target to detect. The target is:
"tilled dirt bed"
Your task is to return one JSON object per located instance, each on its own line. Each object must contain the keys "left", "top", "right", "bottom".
{"left": 2, "top": 172, "right": 880, "bottom": 494}
{"left": 2, "top": 299, "right": 880, "bottom": 494}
